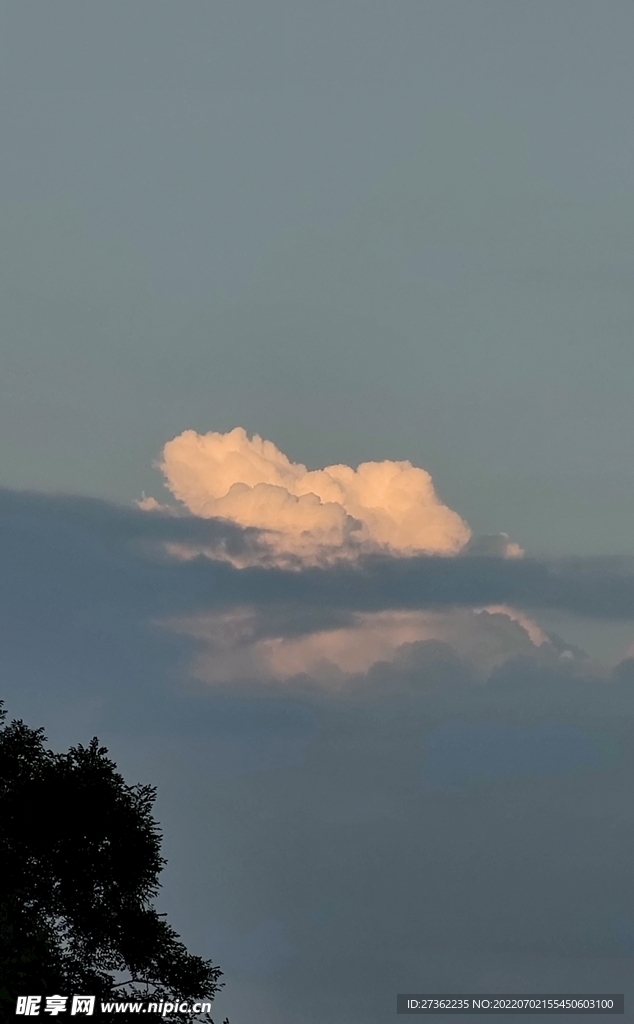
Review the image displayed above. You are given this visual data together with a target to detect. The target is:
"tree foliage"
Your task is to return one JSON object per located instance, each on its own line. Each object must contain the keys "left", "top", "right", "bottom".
{"left": 0, "top": 703, "right": 228, "bottom": 1023}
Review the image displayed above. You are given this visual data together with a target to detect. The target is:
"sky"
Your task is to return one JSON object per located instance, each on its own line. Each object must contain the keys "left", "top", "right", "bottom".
{"left": 2, "top": 3, "right": 634, "bottom": 1022}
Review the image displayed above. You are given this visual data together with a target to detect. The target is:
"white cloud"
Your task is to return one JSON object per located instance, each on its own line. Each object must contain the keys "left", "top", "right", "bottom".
{"left": 152, "top": 427, "right": 472, "bottom": 566}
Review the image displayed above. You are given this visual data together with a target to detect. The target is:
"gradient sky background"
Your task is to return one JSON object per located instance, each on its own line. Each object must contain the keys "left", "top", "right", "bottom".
{"left": 3, "top": 4, "right": 634, "bottom": 1023}
{"left": 2, "top": 0, "right": 634, "bottom": 553}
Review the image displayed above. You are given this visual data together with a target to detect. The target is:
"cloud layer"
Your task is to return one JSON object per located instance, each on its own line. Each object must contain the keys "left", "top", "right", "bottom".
{"left": 3, "top": 486, "right": 634, "bottom": 1023}
{"left": 172, "top": 606, "right": 552, "bottom": 686}
{"left": 155, "top": 427, "right": 472, "bottom": 565}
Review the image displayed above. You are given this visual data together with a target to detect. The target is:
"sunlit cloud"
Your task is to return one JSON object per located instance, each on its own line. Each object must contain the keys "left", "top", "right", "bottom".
{"left": 136, "top": 428, "right": 566, "bottom": 682}
{"left": 476, "top": 605, "right": 548, "bottom": 647}
{"left": 150, "top": 427, "right": 472, "bottom": 566}
{"left": 167, "top": 605, "right": 552, "bottom": 686}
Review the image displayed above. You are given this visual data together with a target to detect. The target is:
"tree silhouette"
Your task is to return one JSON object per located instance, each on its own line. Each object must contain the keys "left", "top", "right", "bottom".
{"left": 0, "top": 703, "right": 229, "bottom": 1023}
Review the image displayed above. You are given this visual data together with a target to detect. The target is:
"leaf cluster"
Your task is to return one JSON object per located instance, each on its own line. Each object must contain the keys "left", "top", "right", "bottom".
{"left": 0, "top": 704, "right": 228, "bottom": 1024}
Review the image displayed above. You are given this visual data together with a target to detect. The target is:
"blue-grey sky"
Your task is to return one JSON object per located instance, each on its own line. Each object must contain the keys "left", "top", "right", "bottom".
{"left": 1, "top": 0, "right": 634, "bottom": 553}
{"left": 3, "top": 4, "right": 634, "bottom": 1022}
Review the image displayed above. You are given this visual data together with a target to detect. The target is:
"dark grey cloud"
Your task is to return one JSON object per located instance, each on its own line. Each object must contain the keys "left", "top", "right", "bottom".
{"left": 238, "top": 552, "right": 634, "bottom": 621}
{"left": 0, "top": 486, "right": 266, "bottom": 559}
{"left": 4, "top": 489, "right": 634, "bottom": 630}
{"left": 421, "top": 720, "right": 610, "bottom": 792}
{"left": 176, "top": 657, "right": 634, "bottom": 1024}
{"left": 0, "top": 487, "right": 318, "bottom": 779}
{"left": 3, "top": 487, "right": 634, "bottom": 1022}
